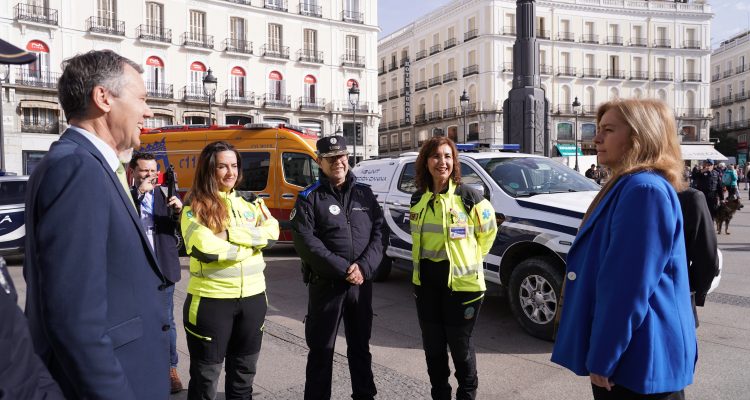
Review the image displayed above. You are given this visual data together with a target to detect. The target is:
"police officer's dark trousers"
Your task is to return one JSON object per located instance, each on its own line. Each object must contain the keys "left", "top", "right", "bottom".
{"left": 304, "top": 278, "right": 376, "bottom": 400}
{"left": 415, "top": 259, "right": 484, "bottom": 400}
{"left": 183, "top": 292, "right": 266, "bottom": 400}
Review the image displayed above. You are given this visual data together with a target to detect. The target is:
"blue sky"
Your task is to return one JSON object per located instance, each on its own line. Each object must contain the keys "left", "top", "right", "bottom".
{"left": 378, "top": 0, "right": 750, "bottom": 48}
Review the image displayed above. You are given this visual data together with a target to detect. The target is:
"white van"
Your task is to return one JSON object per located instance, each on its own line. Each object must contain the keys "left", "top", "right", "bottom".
{"left": 353, "top": 151, "right": 600, "bottom": 340}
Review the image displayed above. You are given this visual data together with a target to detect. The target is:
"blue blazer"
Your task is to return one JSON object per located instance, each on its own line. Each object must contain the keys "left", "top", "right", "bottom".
{"left": 551, "top": 171, "right": 697, "bottom": 394}
{"left": 132, "top": 186, "right": 182, "bottom": 283}
{"left": 23, "top": 129, "right": 170, "bottom": 399}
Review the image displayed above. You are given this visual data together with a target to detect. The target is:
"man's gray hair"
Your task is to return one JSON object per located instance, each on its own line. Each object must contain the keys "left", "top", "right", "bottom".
{"left": 57, "top": 50, "right": 143, "bottom": 123}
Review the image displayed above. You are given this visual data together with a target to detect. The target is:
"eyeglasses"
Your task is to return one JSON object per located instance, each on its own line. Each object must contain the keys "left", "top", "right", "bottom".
{"left": 322, "top": 154, "right": 348, "bottom": 163}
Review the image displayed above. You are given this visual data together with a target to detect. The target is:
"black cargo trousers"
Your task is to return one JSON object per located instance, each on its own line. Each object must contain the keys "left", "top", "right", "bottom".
{"left": 304, "top": 277, "right": 376, "bottom": 400}
{"left": 414, "top": 259, "right": 484, "bottom": 400}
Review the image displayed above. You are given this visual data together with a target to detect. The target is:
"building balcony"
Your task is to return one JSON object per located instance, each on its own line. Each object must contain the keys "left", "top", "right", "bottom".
{"left": 464, "top": 29, "right": 478, "bottom": 42}
{"left": 502, "top": 62, "right": 513, "bottom": 73}
{"left": 683, "top": 73, "right": 701, "bottom": 83}
{"left": 146, "top": 82, "right": 173, "bottom": 99}
{"left": 557, "top": 31, "right": 575, "bottom": 42}
{"left": 721, "top": 95, "right": 734, "bottom": 105}
{"left": 415, "top": 113, "right": 427, "bottom": 125}
{"left": 181, "top": 32, "right": 214, "bottom": 49}
{"left": 378, "top": 124, "right": 387, "bottom": 132}
{"left": 679, "top": 108, "right": 707, "bottom": 118}
{"left": 443, "top": 107, "right": 457, "bottom": 119}
{"left": 710, "top": 98, "right": 722, "bottom": 108}
{"left": 378, "top": 93, "right": 387, "bottom": 103}
{"left": 225, "top": 90, "right": 256, "bottom": 106}
{"left": 14, "top": 71, "right": 60, "bottom": 89}
{"left": 400, "top": 118, "right": 411, "bottom": 127}
{"left": 378, "top": 66, "right": 386, "bottom": 76}
{"left": 21, "top": 121, "right": 60, "bottom": 134}
{"left": 180, "top": 86, "right": 214, "bottom": 102}
{"left": 736, "top": 92, "right": 748, "bottom": 102}
{"left": 502, "top": 26, "right": 516, "bottom": 36}
{"left": 430, "top": 44, "right": 442, "bottom": 55}
{"left": 653, "top": 39, "right": 671, "bottom": 48}
{"left": 465, "top": 102, "right": 478, "bottom": 114}
{"left": 606, "top": 70, "right": 626, "bottom": 80}
{"left": 580, "top": 34, "right": 599, "bottom": 44}
{"left": 723, "top": 70, "right": 733, "bottom": 78}
{"left": 463, "top": 64, "right": 479, "bottom": 77}
{"left": 335, "top": 100, "right": 371, "bottom": 113}
{"left": 387, "top": 121, "right": 399, "bottom": 130}
{"left": 14, "top": 3, "right": 58, "bottom": 26}
{"left": 427, "top": 111, "right": 442, "bottom": 121}
{"left": 537, "top": 29, "right": 550, "bottom": 39}
{"left": 264, "top": 0, "right": 288, "bottom": 12}
{"left": 388, "top": 62, "right": 397, "bottom": 71}
{"left": 224, "top": 39, "right": 253, "bottom": 55}
{"left": 557, "top": 105, "right": 573, "bottom": 114}
{"left": 444, "top": 37, "right": 457, "bottom": 49}
{"left": 557, "top": 66, "right": 577, "bottom": 77}
{"left": 630, "top": 37, "right": 647, "bottom": 47}
{"left": 606, "top": 36, "right": 623, "bottom": 45}
{"left": 136, "top": 25, "right": 171, "bottom": 44}
{"left": 443, "top": 71, "right": 457, "bottom": 83}
{"left": 340, "top": 55, "right": 365, "bottom": 68}
{"left": 223, "top": 0, "right": 252, "bottom": 4}
{"left": 583, "top": 105, "right": 597, "bottom": 115}
{"left": 86, "top": 16, "right": 125, "bottom": 36}
{"left": 683, "top": 40, "right": 702, "bottom": 49}
{"left": 400, "top": 57, "right": 410, "bottom": 67}
{"left": 298, "top": 97, "right": 326, "bottom": 111}
{"left": 736, "top": 65, "right": 749, "bottom": 74}
{"left": 388, "top": 90, "right": 399, "bottom": 100}
{"left": 263, "top": 93, "right": 292, "bottom": 108}
{"left": 400, "top": 87, "right": 407, "bottom": 97}
{"left": 298, "top": 2, "right": 322, "bottom": 18}
{"left": 630, "top": 70, "right": 648, "bottom": 81}
{"left": 415, "top": 80, "right": 428, "bottom": 91}
{"left": 297, "top": 49, "right": 323, "bottom": 64}
{"left": 712, "top": 73, "right": 721, "bottom": 82}
{"left": 540, "top": 65, "right": 553, "bottom": 75}
{"left": 653, "top": 72, "right": 673, "bottom": 81}
{"left": 262, "top": 44, "right": 290, "bottom": 59}
{"left": 428, "top": 76, "right": 442, "bottom": 87}
{"left": 582, "top": 68, "right": 600, "bottom": 78}
{"left": 342, "top": 10, "right": 364, "bottom": 24}
{"left": 415, "top": 49, "right": 427, "bottom": 61}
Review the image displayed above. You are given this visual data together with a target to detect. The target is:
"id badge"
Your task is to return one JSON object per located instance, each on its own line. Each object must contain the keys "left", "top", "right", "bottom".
{"left": 449, "top": 225, "right": 467, "bottom": 240}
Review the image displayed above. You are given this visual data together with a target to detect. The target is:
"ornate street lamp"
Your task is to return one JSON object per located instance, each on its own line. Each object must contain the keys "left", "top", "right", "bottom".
{"left": 572, "top": 96, "right": 581, "bottom": 172}
{"left": 459, "top": 89, "right": 469, "bottom": 143}
{"left": 202, "top": 68, "right": 217, "bottom": 125}
{"left": 348, "top": 84, "right": 360, "bottom": 166}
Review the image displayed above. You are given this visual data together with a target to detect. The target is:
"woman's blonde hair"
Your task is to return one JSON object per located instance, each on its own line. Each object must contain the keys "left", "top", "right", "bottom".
{"left": 582, "top": 98, "right": 686, "bottom": 224}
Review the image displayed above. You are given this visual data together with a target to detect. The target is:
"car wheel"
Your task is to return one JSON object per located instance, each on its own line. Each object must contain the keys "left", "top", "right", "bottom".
{"left": 374, "top": 256, "right": 393, "bottom": 282}
{"left": 508, "top": 256, "right": 563, "bottom": 341}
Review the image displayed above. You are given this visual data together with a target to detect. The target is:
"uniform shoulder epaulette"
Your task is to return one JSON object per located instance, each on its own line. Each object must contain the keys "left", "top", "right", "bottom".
{"left": 455, "top": 184, "right": 484, "bottom": 212}
{"left": 235, "top": 190, "right": 258, "bottom": 203}
{"left": 410, "top": 190, "right": 426, "bottom": 207}
{"left": 300, "top": 181, "right": 321, "bottom": 198}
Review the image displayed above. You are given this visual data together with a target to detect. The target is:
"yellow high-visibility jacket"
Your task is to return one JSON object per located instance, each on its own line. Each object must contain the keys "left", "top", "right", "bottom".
{"left": 181, "top": 191, "right": 279, "bottom": 298}
{"left": 410, "top": 180, "right": 498, "bottom": 291}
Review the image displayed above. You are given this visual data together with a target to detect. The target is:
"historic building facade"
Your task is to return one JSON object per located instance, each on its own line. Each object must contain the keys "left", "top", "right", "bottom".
{"left": 0, "top": 0, "right": 379, "bottom": 174}
{"left": 376, "top": 0, "right": 712, "bottom": 157}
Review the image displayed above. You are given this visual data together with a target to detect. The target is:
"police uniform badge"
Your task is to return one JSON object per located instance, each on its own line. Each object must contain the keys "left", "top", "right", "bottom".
{"left": 329, "top": 205, "right": 341, "bottom": 215}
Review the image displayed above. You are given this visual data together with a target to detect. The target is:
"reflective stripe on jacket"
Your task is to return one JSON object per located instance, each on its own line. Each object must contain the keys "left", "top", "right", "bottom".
{"left": 410, "top": 180, "right": 498, "bottom": 291}
{"left": 181, "top": 191, "right": 280, "bottom": 298}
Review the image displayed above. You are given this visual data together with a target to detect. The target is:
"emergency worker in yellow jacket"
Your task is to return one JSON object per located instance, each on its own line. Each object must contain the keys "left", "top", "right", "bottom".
{"left": 410, "top": 137, "right": 497, "bottom": 400}
{"left": 181, "top": 141, "right": 279, "bottom": 399}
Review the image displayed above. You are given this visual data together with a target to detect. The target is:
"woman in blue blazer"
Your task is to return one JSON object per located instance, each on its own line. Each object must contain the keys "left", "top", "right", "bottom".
{"left": 551, "top": 99, "right": 697, "bottom": 399}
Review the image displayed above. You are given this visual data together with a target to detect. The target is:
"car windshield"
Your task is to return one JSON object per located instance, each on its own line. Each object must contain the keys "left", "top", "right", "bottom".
{"left": 476, "top": 157, "right": 600, "bottom": 198}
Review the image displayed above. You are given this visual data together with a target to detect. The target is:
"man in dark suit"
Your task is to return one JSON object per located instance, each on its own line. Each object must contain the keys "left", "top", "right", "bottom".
{"left": 128, "top": 151, "right": 184, "bottom": 393}
{"left": 23, "top": 50, "right": 170, "bottom": 399}
{"left": 677, "top": 188, "right": 720, "bottom": 327}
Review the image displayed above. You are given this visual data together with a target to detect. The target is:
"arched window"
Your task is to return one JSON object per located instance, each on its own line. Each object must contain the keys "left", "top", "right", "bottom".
{"left": 189, "top": 61, "right": 206, "bottom": 95}
{"left": 230, "top": 66, "right": 246, "bottom": 97}
{"left": 347, "top": 79, "right": 359, "bottom": 88}
{"left": 728, "top": 109, "right": 733, "bottom": 124}
{"left": 304, "top": 75, "right": 317, "bottom": 102}
{"left": 657, "top": 89, "right": 667, "bottom": 102}
{"left": 609, "top": 87, "right": 619, "bottom": 100}
{"left": 560, "top": 86, "right": 571, "bottom": 112}
{"left": 685, "top": 90, "right": 695, "bottom": 110}
{"left": 145, "top": 56, "right": 164, "bottom": 95}
{"left": 269, "top": 70, "right": 284, "bottom": 100}
{"left": 25, "top": 40, "right": 50, "bottom": 80}
{"left": 433, "top": 93, "right": 441, "bottom": 113}
{"left": 585, "top": 86, "right": 595, "bottom": 112}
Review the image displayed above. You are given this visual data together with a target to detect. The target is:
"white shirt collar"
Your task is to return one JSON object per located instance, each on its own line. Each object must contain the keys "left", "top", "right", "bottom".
{"left": 68, "top": 125, "right": 121, "bottom": 172}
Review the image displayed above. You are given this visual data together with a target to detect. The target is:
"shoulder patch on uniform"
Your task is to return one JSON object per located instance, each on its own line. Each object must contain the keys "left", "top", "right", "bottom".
{"left": 455, "top": 184, "right": 483, "bottom": 212}
{"left": 300, "top": 181, "right": 321, "bottom": 198}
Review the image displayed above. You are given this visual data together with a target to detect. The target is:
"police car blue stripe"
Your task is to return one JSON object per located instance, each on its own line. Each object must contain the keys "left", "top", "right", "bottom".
{"left": 504, "top": 216, "right": 579, "bottom": 237}
{"left": 515, "top": 200, "right": 585, "bottom": 219}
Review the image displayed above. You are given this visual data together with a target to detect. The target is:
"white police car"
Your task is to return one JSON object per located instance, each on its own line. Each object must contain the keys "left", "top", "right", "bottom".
{"left": 353, "top": 149, "right": 600, "bottom": 340}
{"left": 0, "top": 176, "right": 28, "bottom": 258}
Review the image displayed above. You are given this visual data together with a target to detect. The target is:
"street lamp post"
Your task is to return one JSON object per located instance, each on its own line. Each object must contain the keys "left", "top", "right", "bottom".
{"left": 348, "top": 84, "right": 360, "bottom": 166}
{"left": 459, "top": 90, "right": 469, "bottom": 143}
{"left": 202, "top": 68, "right": 217, "bottom": 125}
{"left": 572, "top": 96, "right": 581, "bottom": 172}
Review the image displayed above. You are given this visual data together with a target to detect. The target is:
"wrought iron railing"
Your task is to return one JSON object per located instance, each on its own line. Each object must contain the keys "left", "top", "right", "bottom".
{"left": 14, "top": 3, "right": 58, "bottom": 25}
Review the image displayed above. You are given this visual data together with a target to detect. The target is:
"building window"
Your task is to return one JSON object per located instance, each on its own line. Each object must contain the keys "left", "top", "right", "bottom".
{"left": 557, "top": 122, "right": 573, "bottom": 141}
{"left": 97, "top": 0, "right": 116, "bottom": 21}
{"left": 145, "top": 114, "right": 172, "bottom": 128}
{"left": 230, "top": 17, "right": 246, "bottom": 42}
{"left": 230, "top": 66, "right": 246, "bottom": 97}
{"left": 298, "top": 119, "right": 322, "bottom": 137}
{"left": 145, "top": 56, "right": 164, "bottom": 94}
{"left": 24, "top": 40, "right": 50, "bottom": 80}
{"left": 304, "top": 29, "right": 317, "bottom": 53}
{"left": 345, "top": 35, "right": 359, "bottom": 59}
{"left": 189, "top": 10, "right": 206, "bottom": 41}
{"left": 269, "top": 23, "right": 283, "bottom": 51}
{"left": 304, "top": 75, "right": 317, "bottom": 102}
{"left": 467, "top": 122, "right": 479, "bottom": 142}
{"left": 225, "top": 115, "right": 253, "bottom": 125}
{"left": 268, "top": 71, "right": 285, "bottom": 101}
{"left": 188, "top": 61, "right": 206, "bottom": 95}
{"left": 21, "top": 107, "right": 58, "bottom": 134}
{"left": 23, "top": 151, "right": 47, "bottom": 175}
{"left": 581, "top": 123, "right": 596, "bottom": 140}
{"left": 145, "top": 2, "right": 163, "bottom": 34}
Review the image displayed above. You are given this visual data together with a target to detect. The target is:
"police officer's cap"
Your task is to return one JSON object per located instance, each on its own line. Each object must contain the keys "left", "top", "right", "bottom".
{"left": 704, "top": 159, "right": 714, "bottom": 165}
{"left": 317, "top": 135, "right": 349, "bottom": 158}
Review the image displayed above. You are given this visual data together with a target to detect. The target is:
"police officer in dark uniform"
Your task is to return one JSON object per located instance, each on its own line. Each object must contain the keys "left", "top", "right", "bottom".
{"left": 291, "top": 135, "right": 384, "bottom": 400}
{"left": 692, "top": 159, "right": 724, "bottom": 218}
{"left": 0, "top": 257, "right": 64, "bottom": 398}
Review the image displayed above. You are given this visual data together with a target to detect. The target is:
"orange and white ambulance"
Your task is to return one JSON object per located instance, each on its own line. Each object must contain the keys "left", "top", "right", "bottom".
{"left": 138, "top": 123, "right": 319, "bottom": 241}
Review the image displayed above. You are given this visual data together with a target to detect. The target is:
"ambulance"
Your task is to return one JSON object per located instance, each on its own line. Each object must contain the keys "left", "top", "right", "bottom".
{"left": 138, "top": 123, "right": 320, "bottom": 241}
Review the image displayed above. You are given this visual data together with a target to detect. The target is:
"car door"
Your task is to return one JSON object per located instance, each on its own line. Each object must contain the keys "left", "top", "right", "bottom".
{"left": 382, "top": 161, "right": 416, "bottom": 261}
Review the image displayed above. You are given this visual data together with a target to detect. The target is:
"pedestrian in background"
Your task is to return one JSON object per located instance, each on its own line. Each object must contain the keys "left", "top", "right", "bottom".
{"left": 181, "top": 141, "right": 279, "bottom": 399}
{"left": 552, "top": 99, "right": 696, "bottom": 400}
{"left": 745, "top": 164, "right": 750, "bottom": 191}
{"left": 128, "top": 151, "right": 185, "bottom": 393}
{"left": 24, "top": 49, "right": 171, "bottom": 399}
{"left": 291, "top": 135, "right": 384, "bottom": 400}
{"left": 722, "top": 164, "right": 738, "bottom": 199}
{"left": 410, "top": 137, "right": 498, "bottom": 400}
{"left": 692, "top": 159, "right": 723, "bottom": 218}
